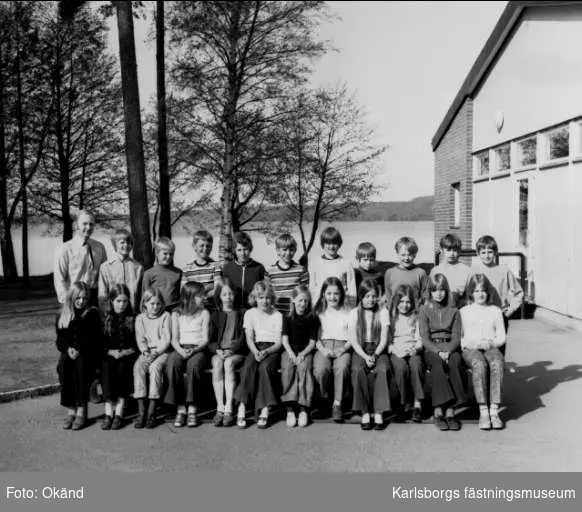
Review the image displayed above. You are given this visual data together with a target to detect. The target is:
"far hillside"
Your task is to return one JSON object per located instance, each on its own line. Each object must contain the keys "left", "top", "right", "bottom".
{"left": 343, "top": 196, "right": 434, "bottom": 222}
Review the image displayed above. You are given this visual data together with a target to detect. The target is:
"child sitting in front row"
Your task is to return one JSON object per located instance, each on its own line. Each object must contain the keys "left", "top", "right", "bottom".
{"left": 388, "top": 284, "right": 424, "bottom": 422}
{"left": 281, "top": 285, "right": 319, "bottom": 428}
{"left": 56, "top": 282, "right": 102, "bottom": 431}
{"left": 100, "top": 284, "right": 137, "bottom": 431}
{"left": 209, "top": 278, "right": 248, "bottom": 427}
{"left": 234, "top": 281, "right": 283, "bottom": 429}
{"left": 313, "top": 277, "right": 352, "bottom": 423}
{"left": 461, "top": 274, "right": 506, "bottom": 431}
{"left": 349, "top": 279, "right": 391, "bottom": 431}
{"left": 133, "top": 288, "right": 171, "bottom": 429}
{"left": 419, "top": 274, "right": 466, "bottom": 432}
{"left": 165, "top": 282, "right": 211, "bottom": 428}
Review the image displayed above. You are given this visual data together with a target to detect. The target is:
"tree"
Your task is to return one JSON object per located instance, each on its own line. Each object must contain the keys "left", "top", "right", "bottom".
{"left": 0, "top": 1, "right": 54, "bottom": 282}
{"left": 155, "top": 0, "right": 170, "bottom": 239}
{"left": 59, "top": 0, "right": 153, "bottom": 267}
{"left": 167, "top": 1, "right": 329, "bottom": 261}
{"left": 273, "top": 85, "right": 388, "bottom": 263}
{"left": 30, "top": 3, "right": 127, "bottom": 240}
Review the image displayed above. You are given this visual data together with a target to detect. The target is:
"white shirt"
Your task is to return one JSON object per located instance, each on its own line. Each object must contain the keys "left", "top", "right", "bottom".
{"left": 309, "top": 255, "right": 356, "bottom": 304}
{"left": 243, "top": 308, "right": 283, "bottom": 345}
{"left": 460, "top": 303, "right": 506, "bottom": 350}
{"left": 318, "top": 307, "right": 350, "bottom": 341}
{"left": 98, "top": 255, "right": 144, "bottom": 311}
{"left": 172, "top": 310, "right": 210, "bottom": 347}
{"left": 53, "top": 236, "right": 108, "bottom": 303}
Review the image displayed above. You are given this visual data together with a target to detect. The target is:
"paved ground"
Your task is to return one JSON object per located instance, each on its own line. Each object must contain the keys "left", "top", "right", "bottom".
{"left": 1, "top": 318, "right": 581, "bottom": 472}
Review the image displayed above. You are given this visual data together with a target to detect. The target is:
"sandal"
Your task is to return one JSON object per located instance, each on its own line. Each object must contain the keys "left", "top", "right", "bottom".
{"left": 63, "top": 415, "right": 75, "bottom": 430}
{"left": 71, "top": 415, "right": 86, "bottom": 431}
{"left": 212, "top": 412, "right": 224, "bottom": 427}
{"left": 174, "top": 412, "right": 186, "bottom": 428}
{"left": 187, "top": 412, "right": 199, "bottom": 428}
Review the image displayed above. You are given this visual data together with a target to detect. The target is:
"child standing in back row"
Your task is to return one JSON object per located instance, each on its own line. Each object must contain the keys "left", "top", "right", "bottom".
{"left": 181, "top": 230, "right": 223, "bottom": 311}
{"left": 384, "top": 237, "right": 427, "bottom": 307}
{"left": 265, "top": 233, "right": 309, "bottom": 315}
{"left": 142, "top": 237, "right": 182, "bottom": 312}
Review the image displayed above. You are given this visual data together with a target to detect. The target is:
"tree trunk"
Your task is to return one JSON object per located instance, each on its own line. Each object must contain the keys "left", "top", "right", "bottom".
{"left": 116, "top": 1, "right": 153, "bottom": 267}
{"left": 15, "top": 24, "right": 29, "bottom": 286}
{"left": 156, "top": 0, "right": 170, "bottom": 239}
{"left": 0, "top": 46, "right": 18, "bottom": 282}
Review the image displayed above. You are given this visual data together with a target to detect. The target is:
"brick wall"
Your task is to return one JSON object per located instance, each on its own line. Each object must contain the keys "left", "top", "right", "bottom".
{"left": 433, "top": 98, "right": 474, "bottom": 261}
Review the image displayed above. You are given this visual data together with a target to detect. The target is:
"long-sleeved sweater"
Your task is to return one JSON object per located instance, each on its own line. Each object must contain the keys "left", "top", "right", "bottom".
{"left": 460, "top": 303, "right": 506, "bottom": 350}
{"left": 418, "top": 302, "right": 461, "bottom": 353}
{"left": 134, "top": 311, "right": 171, "bottom": 353}
{"left": 468, "top": 263, "right": 524, "bottom": 316}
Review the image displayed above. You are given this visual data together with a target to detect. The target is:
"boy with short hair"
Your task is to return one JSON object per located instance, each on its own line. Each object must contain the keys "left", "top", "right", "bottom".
{"left": 265, "top": 233, "right": 309, "bottom": 314}
{"left": 142, "top": 237, "right": 182, "bottom": 311}
{"left": 221, "top": 231, "right": 266, "bottom": 310}
{"left": 430, "top": 233, "right": 471, "bottom": 308}
{"left": 469, "top": 235, "right": 523, "bottom": 323}
{"left": 181, "top": 229, "right": 222, "bottom": 311}
{"left": 98, "top": 228, "right": 144, "bottom": 312}
{"left": 353, "top": 242, "right": 386, "bottom": 299}
{"left": 308, "top": 226, "right": 356, "bottom": 306}
{"left": 384, "top": 236, "right": 428, "bottom": 306}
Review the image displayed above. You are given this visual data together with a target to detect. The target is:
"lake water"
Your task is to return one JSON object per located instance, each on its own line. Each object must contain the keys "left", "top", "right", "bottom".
{"left": 2, "top": 221, "right": 434, "bottom": 276}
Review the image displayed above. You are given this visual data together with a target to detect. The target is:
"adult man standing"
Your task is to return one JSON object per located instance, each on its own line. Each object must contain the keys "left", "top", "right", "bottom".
{"left": 54, "top": 210, "right": 108, "bottom": 305}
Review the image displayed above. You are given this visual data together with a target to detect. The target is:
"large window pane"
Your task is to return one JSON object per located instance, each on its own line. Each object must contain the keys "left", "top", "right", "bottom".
{"left": 517, "top": 137, "right": 536, "bottom": 167}
{"left": 495, "top": 144, "right": 510, "bottom": 172}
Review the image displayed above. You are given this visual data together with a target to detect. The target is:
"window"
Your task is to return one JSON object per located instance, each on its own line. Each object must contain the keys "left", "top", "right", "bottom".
{"left": 451, "top": 182, "right": 461, "bottom": 228}
{"left": 543, "top": 125, "right": 569, "bottom": 161}
{"left": 494, "top": 144, "right": 510, "bottom": 172}
{"left": 475, "top": 151, "right": 489, "bottom": 177}
{"left": 577, "top": 120, "right": 582, "bottom": 156}
{"left": 516, "top": 137, "right": 536, "bottom": 167}
{"left": 518, "top": 179, "right": 529, "bottom": 247}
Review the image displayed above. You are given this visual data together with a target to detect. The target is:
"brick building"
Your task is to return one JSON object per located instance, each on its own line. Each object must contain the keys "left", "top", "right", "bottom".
{"left": 433, "top": 0, "right": 582, "bottom": 326}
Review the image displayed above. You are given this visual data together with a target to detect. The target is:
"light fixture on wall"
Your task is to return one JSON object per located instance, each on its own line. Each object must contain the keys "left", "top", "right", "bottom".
{"left": 495, "top": 110, "right": 504, "bottom": 133}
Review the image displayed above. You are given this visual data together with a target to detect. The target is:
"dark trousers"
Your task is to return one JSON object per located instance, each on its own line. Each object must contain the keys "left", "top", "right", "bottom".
{"left": 234, "top": 352, "right": 280, "bottom": 412}
{"left": 101, "top": 354, "right": 136, "bottom": 402}
{"left": 390, "top": 353, "right": 425, "bottom": 406}
{"left": 164, "top": 350, "right": 210, "bottom": 407}
{"left": 58, "top": 352, "right": 93, "bottom": 408}
{"left": 351, "top": 353, "right": 391, "bottom": 414}
{"left": 423, "top": 351, "right": 466, "bottom": 408}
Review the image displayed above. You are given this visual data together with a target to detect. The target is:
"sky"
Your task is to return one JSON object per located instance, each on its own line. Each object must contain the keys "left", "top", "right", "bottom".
{"left": 107, "top": 1, "right": 508, "bottom": 203}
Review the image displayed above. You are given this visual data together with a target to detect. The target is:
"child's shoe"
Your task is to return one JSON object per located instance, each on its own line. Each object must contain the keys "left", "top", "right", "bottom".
{"left": 71, "top": 415, "right": 86, "bottom": 431}
{"left": 174, "top": 412, "right": 186, "bottom": 428}
{"left": 237, "top": 415, "right": 247, "bottom": 429}
{"left": 479, "top": 411, "right": 492, "bottom": 430}
{"left": 332, "top": 404, "right": 343, "bottom": 423}
{"left": 223, "top": 413, "right": 235, "bottom": 427}
{"left": 490, "top": 413, "right": 504, "bottom": 430}
{"left": 297, "top": 410, "right": 309, "bottom": 428}
{"left": 212, "top": 412, "right": 224, "bottom": 427}
{"left": 111, "top": 415, "right": 123, "bottom": 430}
{"left": 63, "top": 415, "right": 75, "bottom": 430}
{"left": 286, "top": 410, "right": 297, "bottom": 428}
{"left": 146, "top": 415, "right": 157, "bottom": 429}
{"left": 134, "top": 413, "right": 146, "bottom": 429}
{"left": 101, "top": 415, "right": 113, "bottom": 431}
{"left": 411, "top": 407, "right": 423, "bottom": 423}
{"left": 445, "top": 416, "right": 461, "bottom": 431}
{"left": 434, "top": 415, "right": 449, "bottom": 431}
{"left": 257, "top": 413, "right": 269, "bottom": 430}
{"left": 187, "top": 412, "right": 199, "bottom": 428}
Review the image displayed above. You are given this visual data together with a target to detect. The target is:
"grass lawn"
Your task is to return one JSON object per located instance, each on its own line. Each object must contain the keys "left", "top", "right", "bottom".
{"left": 0, "top": 310, "right": 59, "bottom": 393}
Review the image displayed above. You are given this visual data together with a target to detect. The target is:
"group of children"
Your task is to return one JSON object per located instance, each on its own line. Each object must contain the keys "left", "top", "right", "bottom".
{"left": 56, "top": 226, "right": 523, "bottom": 433}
